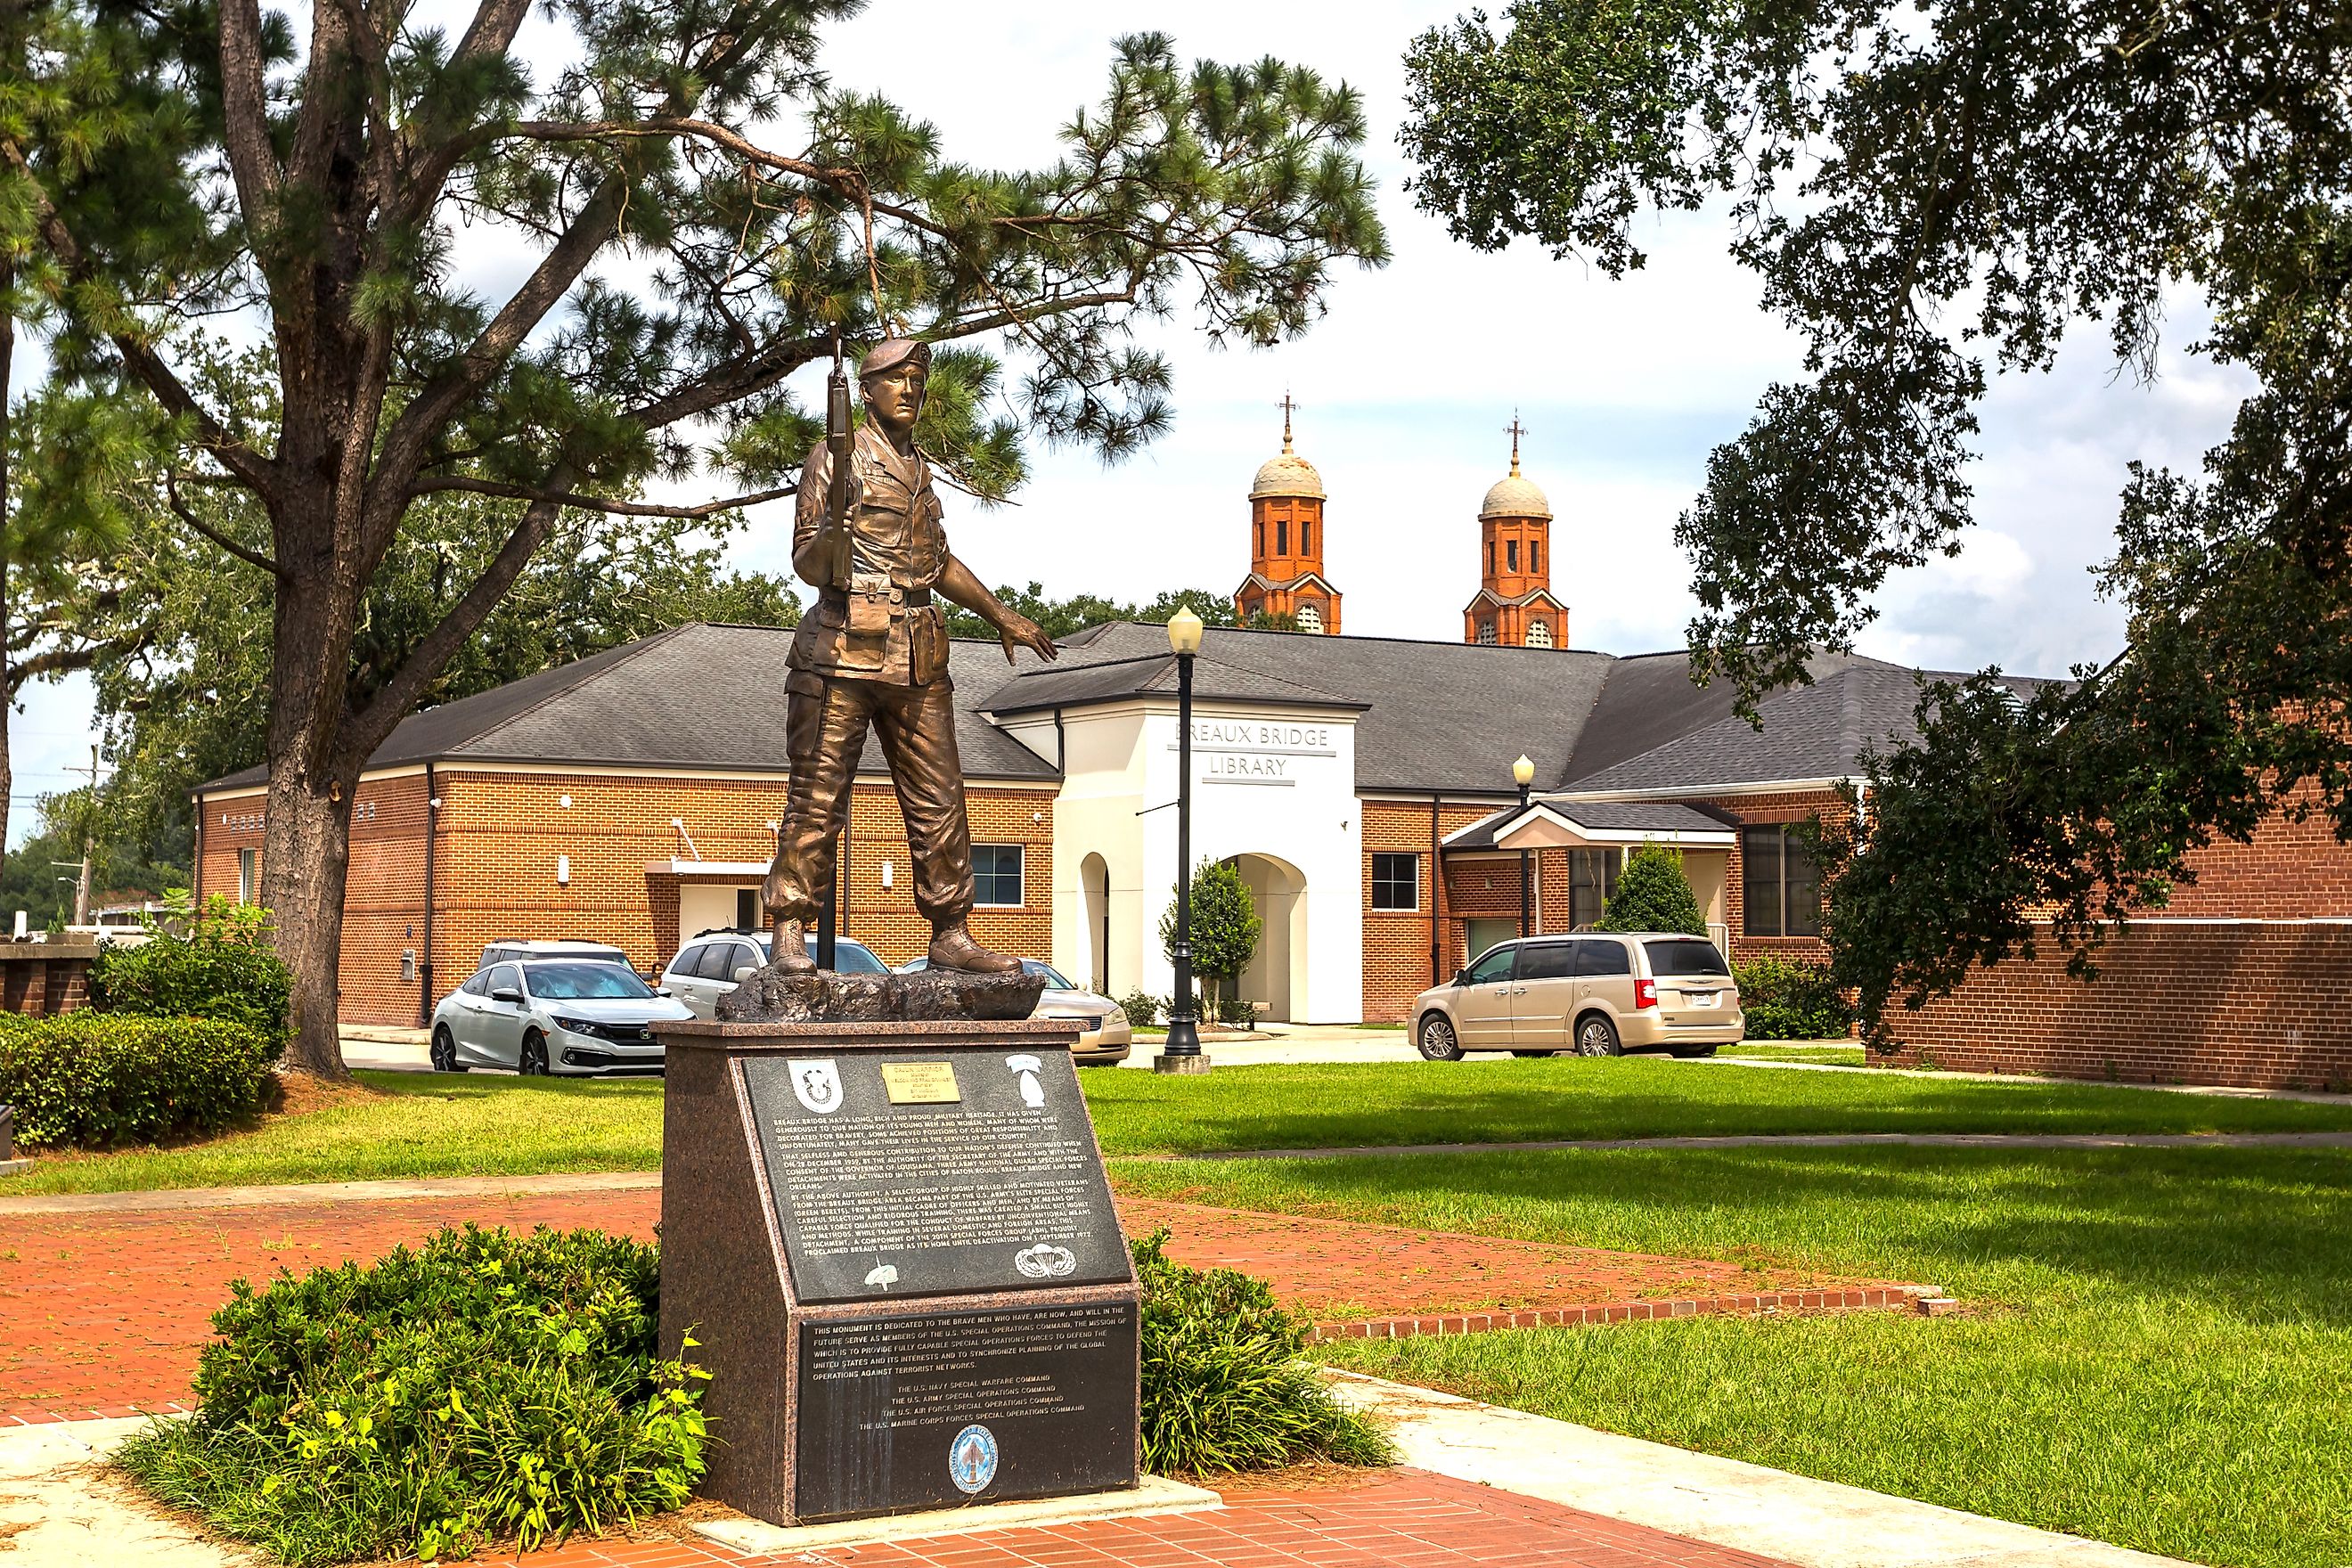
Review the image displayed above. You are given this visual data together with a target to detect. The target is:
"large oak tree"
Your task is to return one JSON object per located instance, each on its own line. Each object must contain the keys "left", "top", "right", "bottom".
{"left": 1, "top": 3, "right": 1386, "bottom": 1072}
{"left": 1403, "top": 0, "right": 2349, "bottom": 1036}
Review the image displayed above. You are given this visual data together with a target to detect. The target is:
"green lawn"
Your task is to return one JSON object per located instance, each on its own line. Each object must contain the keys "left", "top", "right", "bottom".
{"left": 1717, "top": 1041, "right": 1868, "bottom": 1066}
{"left": 1113, "top": 1144, "right": 2352, "bottom": 1568}
{"left": 8, "top": 1057, "right": 2351, "bottom": 1195}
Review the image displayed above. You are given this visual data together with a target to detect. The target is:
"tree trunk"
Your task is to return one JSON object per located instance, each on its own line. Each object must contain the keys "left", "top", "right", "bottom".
{"left": 0, "top": 261, "right": 12, "bottom": 891}
{"left": 260, "top": 514, "right": 367, "bottom": 1079}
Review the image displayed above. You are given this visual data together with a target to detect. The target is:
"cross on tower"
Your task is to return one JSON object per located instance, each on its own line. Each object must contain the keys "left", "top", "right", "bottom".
{"left": 1279, "top": 392, "right": 1300, "bottom": 452}
{"left": 1505, "top": 413, "right": 1527, "bottom": 476}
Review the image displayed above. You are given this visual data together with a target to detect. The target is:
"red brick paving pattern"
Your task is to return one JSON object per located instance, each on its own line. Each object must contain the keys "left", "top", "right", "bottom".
{"left": 479, "top": 1471, "right": 1800, "bottom": 1568}
{"left": 0, "top": 1188, "right": 1920, "bottom": 1422}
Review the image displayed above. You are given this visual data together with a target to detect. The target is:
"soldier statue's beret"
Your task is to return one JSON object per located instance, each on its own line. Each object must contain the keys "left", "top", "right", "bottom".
{"left": 858, "top": 338, "right": 932, "bottom": 380}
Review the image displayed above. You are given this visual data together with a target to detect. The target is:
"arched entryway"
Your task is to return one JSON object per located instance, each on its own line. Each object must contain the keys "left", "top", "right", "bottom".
{"left": 1234, "top": 853, "right": 1308, "bottom": 1023}
{"left": 1080, "top": 852, "right": 1111, "bottom": 995}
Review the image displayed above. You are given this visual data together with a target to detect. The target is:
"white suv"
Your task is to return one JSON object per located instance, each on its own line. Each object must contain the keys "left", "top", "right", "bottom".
{"left": 660, "top": 928, "right": 890, "bottom": 1018}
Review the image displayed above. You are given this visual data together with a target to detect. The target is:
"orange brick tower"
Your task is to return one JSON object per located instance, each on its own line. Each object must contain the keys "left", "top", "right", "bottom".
{"left": 1464, "top": 418, "right": 1567, "bottom": 649}
{"left": 1234, "top": 396, "right": 1342, "bottom": 633}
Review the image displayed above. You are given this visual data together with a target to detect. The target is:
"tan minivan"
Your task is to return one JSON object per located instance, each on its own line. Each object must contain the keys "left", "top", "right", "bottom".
{"left": 1410, "top": 933, "right": 1744, "bottom": 1060}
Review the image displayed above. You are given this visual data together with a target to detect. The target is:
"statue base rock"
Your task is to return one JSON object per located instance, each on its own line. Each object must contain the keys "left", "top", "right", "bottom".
{"left": 716, "top": 962, "right": 1047, "bottom": 1024}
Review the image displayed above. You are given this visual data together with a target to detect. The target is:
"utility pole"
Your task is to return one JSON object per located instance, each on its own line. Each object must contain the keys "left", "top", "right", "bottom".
{"left": 61, "top": 745, "right": 97, "bottom": 927}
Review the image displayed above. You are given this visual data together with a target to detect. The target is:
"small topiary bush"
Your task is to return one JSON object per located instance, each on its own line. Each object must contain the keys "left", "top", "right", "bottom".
{"left": 0, "top": 1013, "right": 274, "bottom": 1149}
{"left": 1118, "top": 989, "right": 1161, "bottom": 1029}
{"left": 1735, "top": 954, "right": 1858, "bottom": 1040}
{"left": 117, "top": 1224, "right": 706, "bottom": 1565}
{"left": 1594, "top": 843, "right": 1709, "bottom": 935}
{"left": 92, "top": 894, "right": 295, "bottom": 1059}
{"left": 1133, "top": 1230, "right": 1392, "bottom": 1475}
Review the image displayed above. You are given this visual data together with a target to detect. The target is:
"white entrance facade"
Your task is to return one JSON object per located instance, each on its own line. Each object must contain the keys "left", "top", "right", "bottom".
{"left": 998, "top": 698, "right": 1365, "bottom": 1023}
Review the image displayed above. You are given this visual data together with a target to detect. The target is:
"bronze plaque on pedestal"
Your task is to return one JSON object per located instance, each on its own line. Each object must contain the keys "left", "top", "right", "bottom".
{"left": 657, "top": 1018, "right": 1140, "bottom": 1525}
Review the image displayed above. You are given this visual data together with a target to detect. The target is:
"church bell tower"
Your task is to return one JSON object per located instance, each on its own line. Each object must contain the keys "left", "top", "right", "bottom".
{"left": 1465, "top": 418, "right": 1567, "bottom": 649}
{"left": 1234, "top": 396, "right": 1342, "bottom": 634}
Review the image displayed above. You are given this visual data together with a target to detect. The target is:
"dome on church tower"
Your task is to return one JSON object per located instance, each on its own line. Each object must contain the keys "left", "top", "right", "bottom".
{"left": 1250, "top": 445, "right": 1325, "bottom": 500}
{"left": 1480, "top": 470, "right": 1552, "bottom": 519}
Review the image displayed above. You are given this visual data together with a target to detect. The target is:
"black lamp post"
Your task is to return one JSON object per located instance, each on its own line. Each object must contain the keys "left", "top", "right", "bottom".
{"left": 1156, "top": 607, "right": 1210, "bottom": 1074}
{"left": 1514, "top": 754, "right": 1536, "bottom": 936}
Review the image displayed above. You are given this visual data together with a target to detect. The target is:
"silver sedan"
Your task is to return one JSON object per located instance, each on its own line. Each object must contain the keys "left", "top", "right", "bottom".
{"left": 430, "top": 959, "right": 693, "bottom": 1076}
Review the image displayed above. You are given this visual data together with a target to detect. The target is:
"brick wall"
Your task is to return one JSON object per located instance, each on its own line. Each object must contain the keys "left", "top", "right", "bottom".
{"left": 201, "top": 768, "right": 1056, "bottom": 1028}
{"left": 1875, "top": 919, "right": 2352, "bottom": 1090}
{"left": 1360, "top": 799, "right": 1502, "bottom": 1024}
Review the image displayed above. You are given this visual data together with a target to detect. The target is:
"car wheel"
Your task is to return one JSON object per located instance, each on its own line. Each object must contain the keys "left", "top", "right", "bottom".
{"left": 520, "top": 1030, "right": 551, "bottom": 1076}
{"left": 1573, "top": 1013, "right": 1622, "bottom": 1058}
{"left": 1670, "top": 1044, "right": 1719, "bottom": 1058}
{"left": 429, "top": 1026, "right": 463, "bottom": 1073}
{"left": 1417, "top": 1013, "right": 1464, "bottom": 1062}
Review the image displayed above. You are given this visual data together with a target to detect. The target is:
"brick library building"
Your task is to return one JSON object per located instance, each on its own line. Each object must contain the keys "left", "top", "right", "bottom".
{"left": 197, "top": 422, "right": 2352, "bottom": 1091}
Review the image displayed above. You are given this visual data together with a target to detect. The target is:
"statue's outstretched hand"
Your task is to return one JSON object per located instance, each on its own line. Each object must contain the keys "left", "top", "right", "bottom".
{"left": 998, "top": 611, "right": 1058, "bottom": 664}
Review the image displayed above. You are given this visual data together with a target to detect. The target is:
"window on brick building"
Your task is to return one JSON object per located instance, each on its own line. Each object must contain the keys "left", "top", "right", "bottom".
{"left": 1301, "top": 519, "right": 1312, "bottom": 555}
{"left": 1371, "top": 853, "right": 1419, "bottom": 911}
{"left": 1487, "top": 540, "right": 1496, "bottom": 576}
{"left": 973, "top": 845, "right": 1025, "bottom": 906}
{"left": 735, "top": 888, "right": 759, "bottom": 930}
{"left": 1256, "top": 519, "right": 1264, "bottom": 556}
{"left": 1526, "top": 618, "right": 1553, "bottom": 649}
{"left": 238, "top": 847, "right": 258, "bottom": 904}
{"left": 1531, "top": 539, "right": 1541, "bottom": 573}
{"left": 1569, "top": 848, "right": 1618, "bottom": 928}
{"left": 1742, "top": 825, "right": 1822, "bottom": 937}
{"left": 1296, "top": 602, "right": 1323, "bottom": 633}
{"left": 1276, "top": 518, "right": 1288, "bottom": 555}
{"left": 1476, "top": 619, "right": 1498, "bottom": 645}
{"left": 1507, "top": 538, "right": 1519, "bottom": 571}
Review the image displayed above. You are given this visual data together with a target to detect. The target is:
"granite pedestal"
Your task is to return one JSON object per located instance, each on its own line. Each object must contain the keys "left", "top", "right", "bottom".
{"left": 657, "top": 1017, "right": 1141, "bottom": 1526}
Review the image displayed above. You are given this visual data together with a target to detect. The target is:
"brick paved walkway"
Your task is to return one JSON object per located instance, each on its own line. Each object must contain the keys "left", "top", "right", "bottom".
{"left": 0, "top": 1186, "right": 1921, "bottom": 1423}
{"left": 480, "top": 1470, "right": 1800, "bottom": 1568}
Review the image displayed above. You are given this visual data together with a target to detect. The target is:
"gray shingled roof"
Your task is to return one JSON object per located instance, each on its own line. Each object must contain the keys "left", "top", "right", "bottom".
{"left": 197, "top": 620, "right": 2050, "bottom": 801}
{"left": 199, "top": 624, "right": 1061, "bottom": 790}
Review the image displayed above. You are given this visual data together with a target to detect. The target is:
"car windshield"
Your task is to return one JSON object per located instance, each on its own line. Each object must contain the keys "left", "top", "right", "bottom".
{"left": 527, "top": 963, "right": 655, "bottom": 1000}
{"left": 1644, "top": 939, "right": 1730, "bottom": 977}
{"left": 1022, "top": 960, "right": 1076, "bottom": 990}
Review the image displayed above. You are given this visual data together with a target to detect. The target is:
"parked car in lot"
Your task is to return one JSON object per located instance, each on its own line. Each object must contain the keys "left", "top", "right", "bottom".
{"left": 895, "top": 956, "right": 1132, "bottom": 1066}
{"left": 430, "top": 960, "right": 690, "bottom": 1075}
{"left": 479, "top": 939, "right": 633, "bottom": 969}
{"left": 1411, "top": 933, "right": 1743, "bottom": 1061}
{"left": 659, "top": 928, "right": 889, "bottom": 1018}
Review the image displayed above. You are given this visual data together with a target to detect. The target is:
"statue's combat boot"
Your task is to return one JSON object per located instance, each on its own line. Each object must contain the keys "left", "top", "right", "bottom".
{"left": 928, "top": 919, "right": 1021, "bottom": 974}
{"left": 767, "top": 917, "right": 816, "bottom": 973}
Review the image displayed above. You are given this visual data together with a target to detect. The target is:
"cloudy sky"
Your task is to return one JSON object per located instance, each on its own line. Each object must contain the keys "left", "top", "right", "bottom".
{"left": 8, "top": 0, "right": 2246, "bottom": 842}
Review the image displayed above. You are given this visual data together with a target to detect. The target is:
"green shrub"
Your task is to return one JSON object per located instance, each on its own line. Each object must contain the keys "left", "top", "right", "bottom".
{"left": 1222, "top": 996, "right": 1260, "bottom": 1031}
{"left": 1594, "top": 843, "right": 1709, "bottom": 935}
{"left": 1118, "top": 989, "right": 1161, "bottom": 1028}
{"left": 1735, "top": 954, "right": 1858, "bottom": 1040}
{"left": 117, "top": 1225, "right": 706, "bottom": 1565}
{"left": 1133, "top": 1230, "right": 1392, "bottom": 1475}
{"left": 0, "top": 1013, "right": 274, "bottom": 1149}
{"left": 92, "top": 895, "right": 295, "bottom": 1058}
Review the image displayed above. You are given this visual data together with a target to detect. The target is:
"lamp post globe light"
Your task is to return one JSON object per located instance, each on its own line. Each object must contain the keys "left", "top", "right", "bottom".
{"left": 1513, "top": 754, "right": 1536, "bottom": 937}
{"left": 1156, "top": 607, "right": 1211, "bottom": 1074}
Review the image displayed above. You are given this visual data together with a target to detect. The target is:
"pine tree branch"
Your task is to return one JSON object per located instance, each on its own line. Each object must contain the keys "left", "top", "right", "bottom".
{"left": 409, "top": 476, "right": 796, "bottom": 518}
{"left": 1, "top": 146, "right": 279, "bottom": 500}
{"left": 166, "top": 473, "right": 285, "bottom": 577}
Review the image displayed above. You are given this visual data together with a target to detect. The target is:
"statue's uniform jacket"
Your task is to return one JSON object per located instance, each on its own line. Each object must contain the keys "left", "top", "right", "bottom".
{"left": 765, "top": 421, "right": 977, "bottom": 927}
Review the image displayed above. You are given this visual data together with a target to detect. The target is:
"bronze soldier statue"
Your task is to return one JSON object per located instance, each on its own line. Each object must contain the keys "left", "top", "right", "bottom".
{"left": 762, "top": 338, "right": 1058, "bottom": 975}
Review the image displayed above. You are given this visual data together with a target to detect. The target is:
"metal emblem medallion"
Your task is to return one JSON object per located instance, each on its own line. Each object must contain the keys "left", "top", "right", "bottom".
{"left": 791, "top": 1058, "right": 845, "bottom": 1115}
{"left": 948, "top": 1423, "right": 999, "bottom": 1495}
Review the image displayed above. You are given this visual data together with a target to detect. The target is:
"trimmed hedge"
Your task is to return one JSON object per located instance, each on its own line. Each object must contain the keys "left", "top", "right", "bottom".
{"left": 1735, "top": 954, "right": 1858, "bottom": 1040}
{"left": 118, "top": 1225, "right": 706, "bottom": 1565}
{"left": 1134, "top": 1229, "right": 1393, "bottom": 1475}
{"left": 92, "top": 895, "right": 295, "bottom": 1058}
{"left": 0, "top": 1013, "right": 274, "bottom": 1149}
